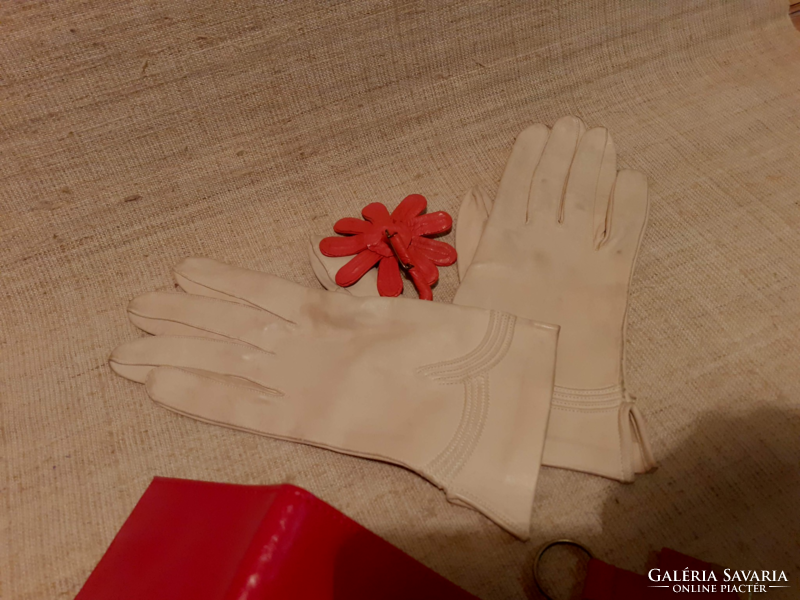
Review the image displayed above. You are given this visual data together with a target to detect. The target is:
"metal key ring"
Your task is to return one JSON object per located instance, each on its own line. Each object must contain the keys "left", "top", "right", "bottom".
{"left": 533, "top": 539, "right": 594, "bottom": 600}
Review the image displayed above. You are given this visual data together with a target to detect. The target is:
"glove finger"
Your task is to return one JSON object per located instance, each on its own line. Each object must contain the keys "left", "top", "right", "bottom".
{"left": 127, "top": 291, "right": 286, "bottom": 348}
{"left": 592, "top": 131, "right": 617, "bottom": 248}
{"left": 308, "top": 237, "right": 380, "bottom": 297}
{"left": 481, "top": 188, "right": 494, "bottom": 214}
{"left": 455, "top": 187, "right": 490, "bottom": 281}
{"left": 528, "top": 115, "right": 586, "bottom": 226}
{"left": 491, "top": 123, "right": 550, "bottom": 226}
{"left": 173, "top": 257, "right": 321, "bottom": 325}
{"left": 145, "top": 367, "right": 294, "bottom": 438}
{"left": 603, "top": 169, "right": 648, "bottom": 256}
{"left": 561, "top": 126, "right": 615, "bottom": 239}
{"left": 109, "top": 336, "right": 279, "bottom": 389}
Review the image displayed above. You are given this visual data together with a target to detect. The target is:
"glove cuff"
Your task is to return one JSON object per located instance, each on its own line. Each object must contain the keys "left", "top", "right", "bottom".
{"left": 418, "top": 312, "right": 559, "bottom": 539}
{"left": 542, "top": 385, "right": 657, "bottom": 482}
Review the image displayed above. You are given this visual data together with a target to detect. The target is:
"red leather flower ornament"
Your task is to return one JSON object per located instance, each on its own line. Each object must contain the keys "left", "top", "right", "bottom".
{"left": 319, "top": 195, "right": 457, "bottom": 300}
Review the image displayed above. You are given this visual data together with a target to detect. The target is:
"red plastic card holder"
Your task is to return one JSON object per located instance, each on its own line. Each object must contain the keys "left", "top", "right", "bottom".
{"left": 75, "top": 477, "right": 478, "bottom": 600}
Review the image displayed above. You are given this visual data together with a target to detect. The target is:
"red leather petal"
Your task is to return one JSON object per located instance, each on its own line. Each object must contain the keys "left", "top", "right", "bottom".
{"left": 408, "top": 249, "right": 439, "bottom": 285}
{"left": 361, "top": 203, "right": 392, "bottom": 226}
{"left": 408, "top": 268, "right": 432, "bottom": 301}
{"left": 319, "top": 235, "right": 367, "bottom": 257}
{"left": 333, "top": 217, "right": 371, "bottom": 235}
{"left": 391, "top": 194, "right": 427, "bottom": 223}
{"left": 335, "top": 250, "right": 382, "bottom": 287}
{"left": 411, "top": 211, "right": 452, "bottom": 236}
{"left": 410, "top": 236, "right": 457, "bottom": 266}
{"left": 377, "top": 257, "right": 403, "bottom": 297}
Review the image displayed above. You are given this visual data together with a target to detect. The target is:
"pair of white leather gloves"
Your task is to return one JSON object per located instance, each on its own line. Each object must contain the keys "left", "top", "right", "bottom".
{"left": 110, "top": 116, "right": 655, "bottom": 540}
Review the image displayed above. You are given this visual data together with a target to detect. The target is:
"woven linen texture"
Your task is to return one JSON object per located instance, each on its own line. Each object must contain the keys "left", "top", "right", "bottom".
{"left": 2, "top": 2, "right": 799, "bottom": 598}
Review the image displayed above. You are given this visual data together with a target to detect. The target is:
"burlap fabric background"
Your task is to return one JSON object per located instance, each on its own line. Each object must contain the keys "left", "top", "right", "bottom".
{"left": 2, "top": 1, "right": 799, "bottom": 598}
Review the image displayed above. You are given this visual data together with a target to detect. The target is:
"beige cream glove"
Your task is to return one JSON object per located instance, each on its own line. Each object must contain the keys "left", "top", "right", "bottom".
{"left": 110, "top": 258, "right": 559, "bottom": 538}
{"left": 309, "top": 116, "right": 656, "bottom": 482}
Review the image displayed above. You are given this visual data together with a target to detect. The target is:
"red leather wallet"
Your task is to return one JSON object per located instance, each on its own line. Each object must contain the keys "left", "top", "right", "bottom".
{"left": 75, "top": 477, "right": 478, "bottom": 600}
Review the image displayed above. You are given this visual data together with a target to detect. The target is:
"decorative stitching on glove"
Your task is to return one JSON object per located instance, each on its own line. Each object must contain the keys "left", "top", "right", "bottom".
{"left": 417, "top": 311, "right": 515, "bottom": 383}
{"left": 425, "top": 375, "right": 490, "bottom": 486}
{"left": 551, "top": 384, "right": 624, "bottom": 410}
{"left": 418, "top": 311, "right": 516, "bottom": 486}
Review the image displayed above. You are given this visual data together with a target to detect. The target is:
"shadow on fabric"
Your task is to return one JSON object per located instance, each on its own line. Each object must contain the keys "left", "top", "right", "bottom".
{"left": 367, "top": 406, "right": 800, "bottom": 600}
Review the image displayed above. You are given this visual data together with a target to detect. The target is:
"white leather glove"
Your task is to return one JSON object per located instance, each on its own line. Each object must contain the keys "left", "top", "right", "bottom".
{"left": 110, "top": 258, "right": 559, "bottom": 539}
{"left": 309, "top": 116, "right": 656, "bottom": 482}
